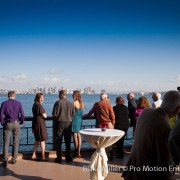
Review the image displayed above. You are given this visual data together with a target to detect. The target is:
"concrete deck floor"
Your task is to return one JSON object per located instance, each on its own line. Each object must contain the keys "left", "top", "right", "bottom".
{"left": 0, "top": 150, "right": 127, "bottom": 180}
{"left": 1, "top": 150, "right": 180, "bottom": 180}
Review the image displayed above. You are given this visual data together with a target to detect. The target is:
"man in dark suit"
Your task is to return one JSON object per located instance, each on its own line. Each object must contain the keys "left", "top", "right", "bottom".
{"left": 127, "top": 93, "right": 137, "bottom": 132}
{"left": 169, "top": 87, "right": 180, "bottom": 166}
{"left": 122, "top": 90, "right": 180, "bottom": 180}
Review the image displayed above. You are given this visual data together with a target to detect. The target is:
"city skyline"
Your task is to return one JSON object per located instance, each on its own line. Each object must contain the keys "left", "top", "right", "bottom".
{"left": 0, "top": 85, "right": 156, "bottom": 95}
{"left": 0, "top": 0, "right": 180, "bottom": 93}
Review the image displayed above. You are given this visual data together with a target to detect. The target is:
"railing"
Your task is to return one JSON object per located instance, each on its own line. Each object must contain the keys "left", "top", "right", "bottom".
{"left": 0, "top": 116, "right": 134, "bottom": 152}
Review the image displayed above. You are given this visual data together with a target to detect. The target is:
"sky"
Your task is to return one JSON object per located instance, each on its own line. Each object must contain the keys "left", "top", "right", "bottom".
{"left": 0, "top": 0, "right": 180, "bottom": 93}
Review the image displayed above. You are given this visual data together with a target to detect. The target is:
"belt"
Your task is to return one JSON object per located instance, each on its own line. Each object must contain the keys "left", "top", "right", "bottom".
{"left": 6, "top": 120, "right": 19, "bottom": 123}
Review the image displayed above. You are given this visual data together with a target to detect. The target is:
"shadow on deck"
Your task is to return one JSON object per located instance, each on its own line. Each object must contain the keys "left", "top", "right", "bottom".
{"left": 1, "top": 148, "right": 180, "bottom": 180}
{"left": 0, "top": 149, "right": 130, "bottom": 180}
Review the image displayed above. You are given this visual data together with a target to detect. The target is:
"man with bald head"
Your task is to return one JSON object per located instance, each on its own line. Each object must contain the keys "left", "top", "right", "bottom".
{"left": 122, "top": 90, "right": 180, "bottom": 180}
{"left": 83, "top": 93, "right": 115, "bottom": 160}
{"left": 127, "top": 93, "right": 137, "bottom": 131}
{"left": 83, "top": 93, "right": 115, "bottom": 128}
{"left": 152, "top": 92, "right": 162, "bottom": 108}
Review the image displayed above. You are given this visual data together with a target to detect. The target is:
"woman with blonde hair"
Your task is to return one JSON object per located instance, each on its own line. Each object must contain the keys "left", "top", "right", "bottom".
{"left": 72, "top": 90, "right": 84, "bottom": 158}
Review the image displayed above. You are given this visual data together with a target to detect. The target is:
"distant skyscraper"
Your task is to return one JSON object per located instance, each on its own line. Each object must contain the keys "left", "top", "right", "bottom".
{"left": 84, "top": 87, "right": 92, "bottom": 94}
{"left": 54, "top": 86, "right": 57, "bottom": 94}
{"left": 66, "top": 88, "right": 70, "bottom": 94}
{"left": 101, "top": 89, "right": 106, "bottom": 93}
{"left": 43, "top": 87, "right": 46, "bottom": 94}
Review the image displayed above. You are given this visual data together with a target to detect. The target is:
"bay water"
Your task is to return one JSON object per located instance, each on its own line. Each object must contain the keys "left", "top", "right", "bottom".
{"left": 0, "top": 93, "right": 154, "bottom": 152}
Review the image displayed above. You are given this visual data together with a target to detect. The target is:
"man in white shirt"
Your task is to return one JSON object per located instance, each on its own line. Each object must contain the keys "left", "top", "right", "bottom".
{"left": 152, "top": 92, "right": 162, "bottom": 108}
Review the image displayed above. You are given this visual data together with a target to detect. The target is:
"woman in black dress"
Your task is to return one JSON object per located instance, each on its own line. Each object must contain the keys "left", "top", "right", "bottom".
{"left": 113, "top": 97, "right": 129, "bottom": 159}
{"left": 32, "top": 93, "right": 48, "bottom": 161}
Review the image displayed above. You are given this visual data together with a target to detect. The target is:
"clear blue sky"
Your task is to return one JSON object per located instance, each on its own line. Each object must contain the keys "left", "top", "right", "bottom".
{"left": 0, "top": 0, "right": 180, "bottom": 92}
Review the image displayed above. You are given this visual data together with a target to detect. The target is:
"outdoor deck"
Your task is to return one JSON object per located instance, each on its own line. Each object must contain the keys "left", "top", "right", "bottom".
{"left": 1, "top": 150, "right": 180, "bottom": 179}
{"left": 0, "top": 150, "right": 129, "bottom": 180}
{"left": 1, "top": 117, "right": 180, "bottom": 180}
{"left": 0, "top": 117, "right": 133, "bottom": 180}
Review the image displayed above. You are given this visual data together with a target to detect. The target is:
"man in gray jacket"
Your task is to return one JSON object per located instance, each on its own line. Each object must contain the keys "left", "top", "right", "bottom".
{"left": 52, "top": 90, "right": 75, "bottom": 163}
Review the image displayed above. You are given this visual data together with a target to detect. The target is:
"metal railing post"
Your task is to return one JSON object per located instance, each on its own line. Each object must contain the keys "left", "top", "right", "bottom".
{"left": 0, "top": 116, "right": 134, "bottom": 153}
{"left": 52, "top": 119, "right": 56, "bottom": 151}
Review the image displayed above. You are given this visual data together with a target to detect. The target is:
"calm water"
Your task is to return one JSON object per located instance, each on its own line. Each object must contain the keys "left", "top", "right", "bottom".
{"left": 0, "top": 93, "right": 155, "bottom": 116}
{"left": 0, "top": 93, "right": 155, "bottom": 152}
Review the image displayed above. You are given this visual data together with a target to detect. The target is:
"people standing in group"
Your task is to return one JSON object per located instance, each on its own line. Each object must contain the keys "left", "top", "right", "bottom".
{"left": 52, "top": 90, "right": 75, "bottom": 163}
{"left": 72, "top": 90, "right": 84, "bottom": 158}
{"left": 32, "top": 93, "right": 48, "bottom": 161}
{"left": 134, "top": 96, "right": 151, "bottom": 132}
{"left": 152, "top": 92, "right": 162, "bottom": 108}
{"left": 83, "top": 93, "right": 115, "bottom": 160}
{"left": 127, "top": 93, "right": 137, "bottom": 132}
{"left": 0, "top": 91, "right": 25, "bottom": 167}
{"left": 122, "top": 90, "right": 180, "bottom": 180}
{"left": 113, "top": 97, "right": 129, "bottom": 159}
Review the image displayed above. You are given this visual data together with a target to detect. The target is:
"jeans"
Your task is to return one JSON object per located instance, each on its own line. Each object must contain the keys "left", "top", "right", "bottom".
{"left": 3, "top": 122, "right": 21, "bottom": 162}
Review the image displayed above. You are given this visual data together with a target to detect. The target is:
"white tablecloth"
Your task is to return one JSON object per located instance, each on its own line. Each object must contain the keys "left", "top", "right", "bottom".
{"left": 80, "top": 128, "right": 125, "bottom": 180}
